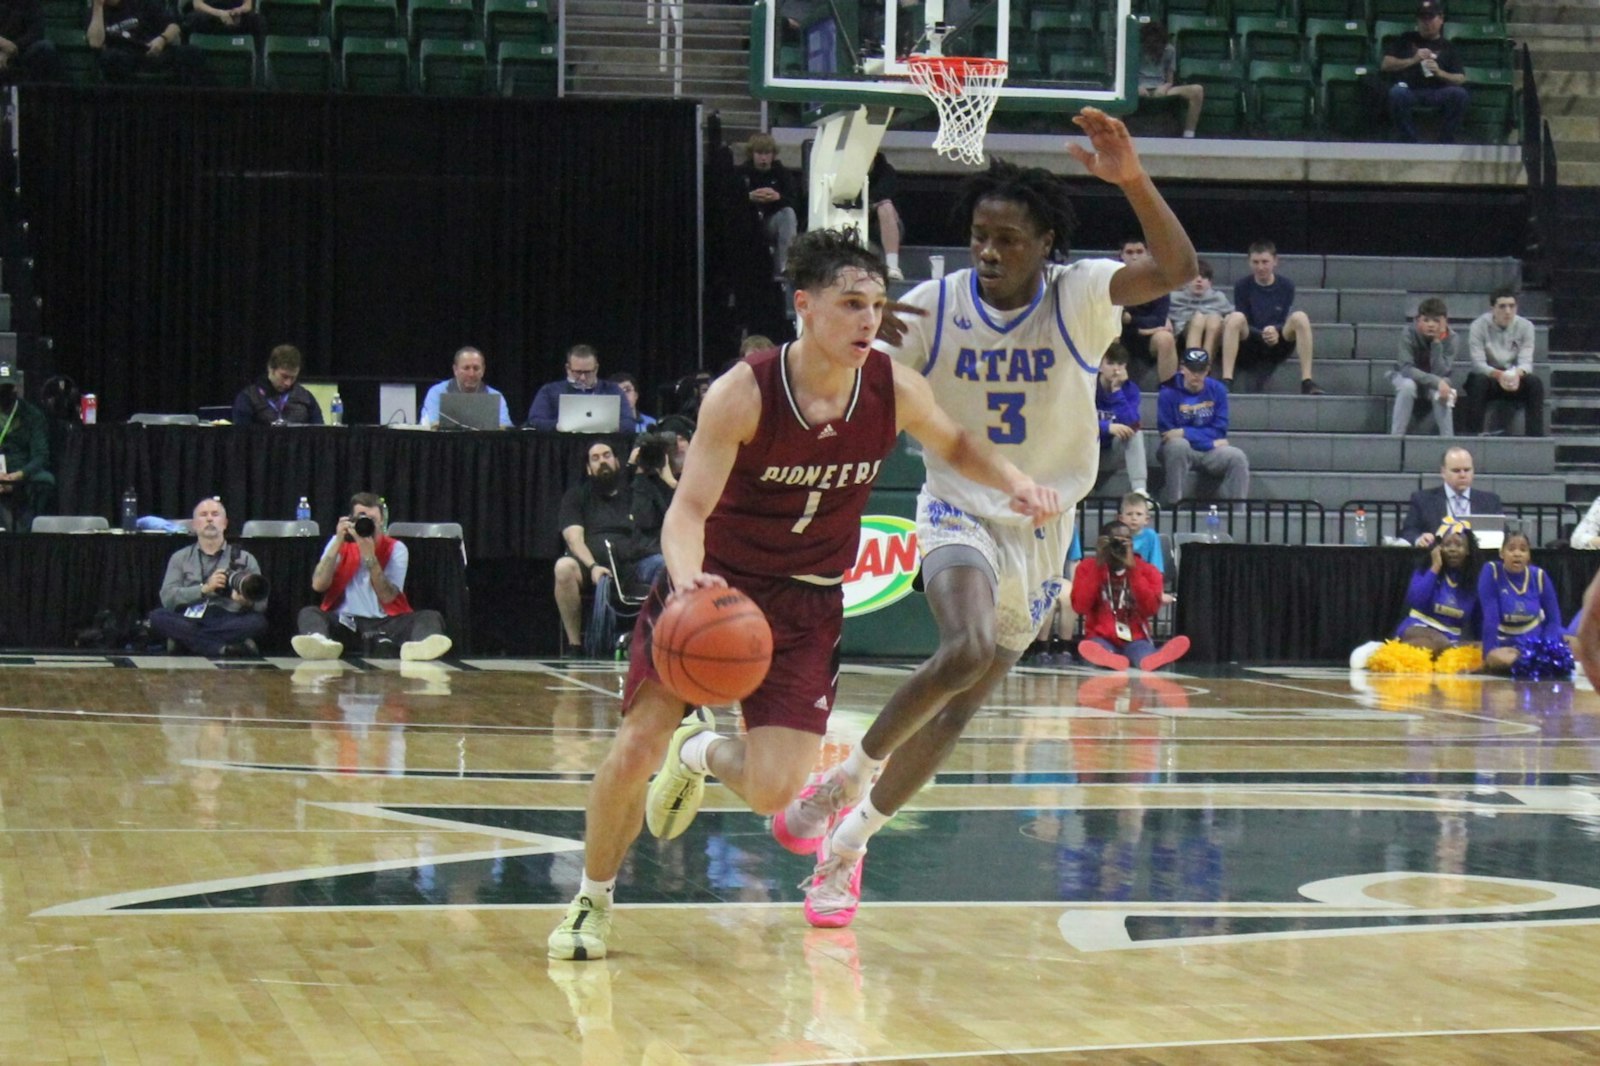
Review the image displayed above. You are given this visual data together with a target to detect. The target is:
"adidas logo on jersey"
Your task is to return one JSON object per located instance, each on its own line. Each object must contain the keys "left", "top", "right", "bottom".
{"left": 817, "top": 425, "right": 837, "bottom": 440}
{"left": 813, "top": 696, "right": 830, "bottom": 710}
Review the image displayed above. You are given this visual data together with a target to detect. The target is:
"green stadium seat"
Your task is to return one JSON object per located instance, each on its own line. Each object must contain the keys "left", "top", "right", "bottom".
{"left": 1047, "top": 52, "right": 1103, "bottom": 82}
{"left": 1299, "top": 0, "right": 1356, "bottom": 20}
{"left": 1307, "top": 18, "right": 1368, "bottom": 71}
{"left": 1464, "top": 65, "right": 1516, "bottom": 141}
{"left": 1169, "top": 14, "right": 1233, "bottom": 63}
{"left": 1177, "top": 56, "right": 1245, "bottom": 133}
{"left": 1371, "top": 0, "right": 1420, "bottom": 22}
{"left": 1373, "top": 19, "right": 1412, "bottom": 63}
{"left": 1236, "top": 16, "right": 1302, "bottom": 64}
{"left": 332, "top": 0, "right": 398, "bottom": 42}
{"left": 484, "top": 0, "right": 552, "bottom": 51}
{"left": 263, "top": 34, "right": 333, "bottom": 90}
{"left": 1008, "top": 48, "right": 1044, "bottom": 77}
{"left": 259, "top": 0, "right": 322, "bottom": 38}
{"left": 1249, "top": 59, "right": 1315, "bottom": 134}
{"left": 1229, "top": 0, "right": 1287, "bottom": 17}
{"left": 1446, "top": 0, "right": 1503, "bottom": 25}
{"left": 40, "top": 0, "right": 84, "bottom": 29}
{"left": 1030, "top": 10, "right": 1099, "bottom": 58}
{"left": 411, "top": 0, "right": 476, "bottom": 44}
{"left": 498, "top": 39, "right": 556, "bottom": 96}
{"left": 44, "top": 25, "right": 96, "bottom": 84}
{"left": 189, "top": 32, "right": 257, "bottom": 87}
{"left": 342, "top": 35, "right": 410, "bottom": 92}
{"left": 1449, "top": 23, "right": 1512, "bottom": 73}
{"left": 418, "top": 37, "right": 487, "bottom": 94}
{"left": 1320, "top": 62, "right": 1379, "bottom": 138}
{"left": 1163, "top": 0, "right": 1221, "bottom": 18}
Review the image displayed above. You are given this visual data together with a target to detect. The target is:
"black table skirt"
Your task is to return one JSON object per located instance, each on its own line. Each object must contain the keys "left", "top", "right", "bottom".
{"left": 0, "top": 534, "right": 469, "bottom": 655}
{"left": 1175, "top": 543, "right": 1600, "bottom": 664}
{"left": 56, "top": 424, "right": 631, "bottom": 562}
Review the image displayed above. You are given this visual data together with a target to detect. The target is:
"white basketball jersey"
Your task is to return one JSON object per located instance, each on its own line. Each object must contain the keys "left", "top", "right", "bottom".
{"left": 887, "top": 259, "right": 1123, "bottom": 521}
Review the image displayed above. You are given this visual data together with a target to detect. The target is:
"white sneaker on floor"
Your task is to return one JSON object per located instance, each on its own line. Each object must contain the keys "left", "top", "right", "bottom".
{"left": 292, "top": 633, "right": 343, "bottom": 660}
{"left": 401, "top": 633, "right": 453, "bottom": 661}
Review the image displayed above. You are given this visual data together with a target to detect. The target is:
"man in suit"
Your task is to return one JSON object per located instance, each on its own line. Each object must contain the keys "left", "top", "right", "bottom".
{"left": 1399, "top": 445, "right": 1504, "bottom": 546}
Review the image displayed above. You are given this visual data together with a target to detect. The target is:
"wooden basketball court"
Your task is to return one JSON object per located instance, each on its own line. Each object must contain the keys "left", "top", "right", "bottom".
{"left": 7, "top": 653, "right": 1600, "bottom": 1064}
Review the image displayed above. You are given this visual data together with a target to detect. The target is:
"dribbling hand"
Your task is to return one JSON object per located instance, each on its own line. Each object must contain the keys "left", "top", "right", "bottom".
{"left": 669, "top": 572, "right": 729, "bottom": 601}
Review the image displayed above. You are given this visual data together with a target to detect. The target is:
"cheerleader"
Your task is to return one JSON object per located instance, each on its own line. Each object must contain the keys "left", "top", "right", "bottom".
{"left": 1395, "top": 520, "right": 1482, "bottom": 653}
{"left": 1478, "top": 528, "right": 1566, "bottom": 674}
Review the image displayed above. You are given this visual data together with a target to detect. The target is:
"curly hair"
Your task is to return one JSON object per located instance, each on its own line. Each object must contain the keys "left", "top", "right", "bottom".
{"left": 784, "top": 227, "right": 886, "bottom": 292}
{"left": 950, "top": 158, "right": 1079, "bottom": 259}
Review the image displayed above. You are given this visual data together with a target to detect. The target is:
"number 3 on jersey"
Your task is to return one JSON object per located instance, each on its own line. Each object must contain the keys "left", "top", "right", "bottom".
{"left": 987, "top": 392, "right": 1026, "bottom": 444}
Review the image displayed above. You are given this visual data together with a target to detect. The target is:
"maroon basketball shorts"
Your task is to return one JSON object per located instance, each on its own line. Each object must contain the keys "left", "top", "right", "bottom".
{"left": 622, "top": 570, "right": 844, "bottom": 735}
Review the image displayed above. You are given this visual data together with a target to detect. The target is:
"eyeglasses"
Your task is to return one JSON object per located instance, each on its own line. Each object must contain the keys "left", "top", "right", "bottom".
{"left": 568, "top": 366, "right": 598, "bottom": 380}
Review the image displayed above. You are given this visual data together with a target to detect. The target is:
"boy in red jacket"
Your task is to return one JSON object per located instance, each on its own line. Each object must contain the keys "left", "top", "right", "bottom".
{"left": 1070, "top": 519, "right": 1190, "bottom": 671}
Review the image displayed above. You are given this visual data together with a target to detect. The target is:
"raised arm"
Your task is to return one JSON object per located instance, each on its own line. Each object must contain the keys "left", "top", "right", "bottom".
{"left": 892, "top": 361, "right": 1061, "bottom": 524}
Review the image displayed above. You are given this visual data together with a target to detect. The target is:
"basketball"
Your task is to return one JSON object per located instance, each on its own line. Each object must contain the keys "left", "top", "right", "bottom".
{"left": 652, "top": 586, "right": 773, "bottom": 705}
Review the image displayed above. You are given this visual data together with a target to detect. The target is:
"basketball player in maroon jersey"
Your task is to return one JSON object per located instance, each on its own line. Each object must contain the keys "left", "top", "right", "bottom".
{"left": 549, "top": 228, "right": 1062, "bottom": 961}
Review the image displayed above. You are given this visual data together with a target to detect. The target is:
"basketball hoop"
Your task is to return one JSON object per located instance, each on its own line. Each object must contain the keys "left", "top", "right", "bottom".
{"left": 906, "top": 55, "right": 1008, "bottom": 167}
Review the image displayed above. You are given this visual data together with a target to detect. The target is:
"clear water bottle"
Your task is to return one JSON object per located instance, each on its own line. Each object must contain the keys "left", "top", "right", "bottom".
{"left": 120, "top": 485, "right": 138, "bottom": 532}
{"left": 330, "top": 393, "right": 343, "bottom": 426}
{"left": 1353, "top": 507, "right": 1369, "bottom": 547}
{"left": 1205, "top": 505, "right": 1221, "bottom": 543}
{"left": 296, "top": 496, "right": 311, "bottom": 523}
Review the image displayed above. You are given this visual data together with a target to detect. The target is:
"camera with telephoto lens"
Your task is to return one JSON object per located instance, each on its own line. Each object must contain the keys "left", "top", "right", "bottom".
{"left": 226, "top": 569, "right": 269, "bottom": 603}
{"left": 1100, "top": 534, "right": 1130, "bottom": 567}
{"left": 344, "top": 514, "right": 377, "bottom": 542}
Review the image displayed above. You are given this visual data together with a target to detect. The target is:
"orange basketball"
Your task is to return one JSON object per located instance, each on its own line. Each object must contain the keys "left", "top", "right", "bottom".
{"left": 652, "top": 586, "right": 773, "bottom": 705}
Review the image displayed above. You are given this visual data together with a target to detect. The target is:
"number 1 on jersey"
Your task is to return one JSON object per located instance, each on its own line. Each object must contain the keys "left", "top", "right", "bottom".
{"left": 988, "top": 392, "right": 1026, "bottom": 444}
{"left": 792, "top": 490, "right": 822, "bottom": 533}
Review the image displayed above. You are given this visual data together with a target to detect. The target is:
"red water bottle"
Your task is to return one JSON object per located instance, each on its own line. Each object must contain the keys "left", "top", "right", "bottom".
{"left": 81, "top": 393, "right": 97, "bottom": 424}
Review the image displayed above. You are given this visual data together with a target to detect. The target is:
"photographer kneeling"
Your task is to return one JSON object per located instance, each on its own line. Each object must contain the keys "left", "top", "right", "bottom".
{"left": 292, "top": 492, "right": 452, "bottom": 662}
{"left": 147, "top": 497, "right": 269, "bottom": 657}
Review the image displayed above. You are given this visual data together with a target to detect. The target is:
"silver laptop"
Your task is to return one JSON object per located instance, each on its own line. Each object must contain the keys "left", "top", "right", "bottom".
{"left": 438, "top": 392, "right": 503, "bottom": 431}
{"left": 1464, "top": 513, "right": 1507, "bottom": 550}
{"left": 556, "top": 392, "right": 621, "bottom": 433}
{"left": 380, "top": 383, "right": 417, "bottom": 426}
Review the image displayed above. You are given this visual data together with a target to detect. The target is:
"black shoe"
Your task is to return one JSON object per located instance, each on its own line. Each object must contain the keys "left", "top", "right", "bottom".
{"left": 219, "top": 639, "right": 260, "bottom": 658}
{"left": 1301, "top": 378, "right": 1325, "bottom": 395}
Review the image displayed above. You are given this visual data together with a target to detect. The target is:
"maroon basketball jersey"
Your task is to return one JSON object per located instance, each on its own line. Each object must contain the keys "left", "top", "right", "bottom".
{"left": 705, "top": 344, "right": 898, "bottom": 580}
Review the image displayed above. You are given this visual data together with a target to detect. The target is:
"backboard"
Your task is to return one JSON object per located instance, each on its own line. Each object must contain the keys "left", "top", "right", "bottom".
{"left": 751, "top": 0, "right": 1137, "bottom": 114}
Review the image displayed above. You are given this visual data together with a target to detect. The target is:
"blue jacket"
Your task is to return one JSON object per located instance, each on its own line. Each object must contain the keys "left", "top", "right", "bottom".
{"left": 1096, "top": 378, "right": 1142, "bottom": 441}
{"left": 1158, "top": 377, "right": 1230, "bottom": 452}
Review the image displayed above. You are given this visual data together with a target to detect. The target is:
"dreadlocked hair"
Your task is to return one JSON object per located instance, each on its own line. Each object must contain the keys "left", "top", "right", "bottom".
{"left": 784, "top": 227, "right": 887, "bottom": 292}
{"left": 950, "top": 158, "right": 1079, "bottom": 260}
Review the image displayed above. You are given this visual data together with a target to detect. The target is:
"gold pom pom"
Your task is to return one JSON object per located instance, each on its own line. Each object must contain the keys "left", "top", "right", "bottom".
{"left": 1368, "top": 639, "right": 1435, "bottom": 674}
{"left": 1434, "top": 644, "right": 1484, "bottom": 676}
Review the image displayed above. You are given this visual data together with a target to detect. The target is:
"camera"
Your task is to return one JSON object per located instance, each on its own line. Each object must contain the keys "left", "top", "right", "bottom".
{"left": 344, "top": 514, "right": 377, "bottom": 541}
{"left": 1100, "top": 535, "right": 1130, "bottom": 566}
{"left": 226, "top": 570, "right": 269, "bottom": 603}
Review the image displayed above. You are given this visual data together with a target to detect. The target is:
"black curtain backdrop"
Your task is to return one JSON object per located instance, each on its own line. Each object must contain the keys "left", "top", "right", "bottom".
{"left": 17, "top": 87, "right": 701, "bottom": 422}
{"left": 1176, "top": 544, "right": 1600, "bottom": 664}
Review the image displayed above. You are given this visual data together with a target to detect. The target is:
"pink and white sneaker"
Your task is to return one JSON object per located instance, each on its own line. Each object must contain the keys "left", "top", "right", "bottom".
{"left": 773, "top": 768, "right": 855, "bottom": 855}
{"left": 801, "top": 821, "right": 865, "bottom": 929}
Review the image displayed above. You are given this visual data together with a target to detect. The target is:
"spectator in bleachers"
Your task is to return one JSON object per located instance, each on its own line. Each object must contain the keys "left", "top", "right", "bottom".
{"left": 88, "top": 0, "right": 204, "bottom": 83}
{"left": 1222, "top": 239, "right": 1323, "bottom": 395}
{"left": 1571, "top": 496, "right": 1600, "bottom": 549}
{"left": 231, "top": 344, "right": 324, "bottom": 426}
{"left": 181, "top": 0, "right": 262, "bottom": 43}
{"left": 1157, "top": 347, "right": 1250, "bottom": 505}
{"left": 0, "top": 363, "right": 54, "bottom": 530}
{"left": 610, "top": 372, "right": 657, "bottom": 432}
{"left": 146, "top": 497, "right": 269, "bottom": 657}
{"left": 1389, "top": 296, "right": 1459, "bottom": 437}
{"left": 421, "top": 346, "right": 513, "bottom": 429}
{"left": 1168, "top": 258, "right": 1234, "bottom": 361}
{"left": 1070, "top": 519, "right": 1190, "bottom": 672}
{"left": 526, "top": 344, "right": 637, "bottom": 433}
{"left": 1381, "top": 0, "right": 1469, "bottom": 144}
{"left": 1094, "top": 343, "right": 1149, "bottom": 500}
{"left": 868, "top": 152, "right": 905, "bottom": 281}
{"left": 1119, "top": 236, "right": 1178, "bottom": 383}
{"left": 0, "top": 0, "right": 61, "bottom": 82}
{"left": 1137, "top": 20, "right": 1202, "bottom": 139}
{"left": 736, "top": 132, "right": 800, "bottom": 279}
{"left": 1398, "top": 445, "right": 1504, "bottom": 546}
{"left": 1465, "top": 286, "right": 1545, "bottom": 437}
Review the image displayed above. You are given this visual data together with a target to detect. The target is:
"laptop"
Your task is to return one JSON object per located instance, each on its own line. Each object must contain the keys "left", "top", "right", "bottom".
{"left": 380, "top": 383, "right": 418, "bottom": 426}
{"left": 1464, "top": 513, "right": 1507, "bottom": 550}
{"left": 438, "top": 392, "right": 504, "bottom": 431}
{"left": 556, "top": 392, "right": 621, "bottom": 433}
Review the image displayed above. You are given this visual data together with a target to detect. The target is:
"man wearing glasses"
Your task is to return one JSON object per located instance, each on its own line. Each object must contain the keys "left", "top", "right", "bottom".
{"left": 526, "top": 343, "right": 638, "bottom": 432}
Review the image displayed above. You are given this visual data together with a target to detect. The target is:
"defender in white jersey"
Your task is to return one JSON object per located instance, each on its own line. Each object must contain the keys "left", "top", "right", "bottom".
{"left": 773, "top": 108, "right": 1198, "bottom": 929}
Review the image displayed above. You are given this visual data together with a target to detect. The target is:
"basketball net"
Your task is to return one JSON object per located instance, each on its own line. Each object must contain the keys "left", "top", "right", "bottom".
{"left": 907, "top": 55, "right": 1008, "bottom": 167}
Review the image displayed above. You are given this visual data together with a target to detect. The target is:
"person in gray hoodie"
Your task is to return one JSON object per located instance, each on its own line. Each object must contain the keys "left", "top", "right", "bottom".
{"left": 1390, "top": 296, "right": 1459, "bottom": 436}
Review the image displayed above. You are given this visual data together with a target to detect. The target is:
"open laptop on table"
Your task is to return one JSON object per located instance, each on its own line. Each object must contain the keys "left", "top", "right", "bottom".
{"left": 556, "top": 393, "right": 621, "bottom": 433}
{"left": 1464, "top": 513, "right": 1506, "bottom": 550}
{"left": 438, "top": 392, "right": 504, "bottom": 431}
